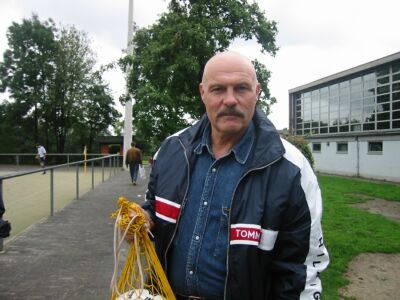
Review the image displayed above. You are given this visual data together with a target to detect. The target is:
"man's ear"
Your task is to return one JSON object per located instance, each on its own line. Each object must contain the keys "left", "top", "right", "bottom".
{"left": 199, "top": 83, "right": 205, "bottom": 103}
{"left": 256, "top": 83, "right": 261, "bottom": 99}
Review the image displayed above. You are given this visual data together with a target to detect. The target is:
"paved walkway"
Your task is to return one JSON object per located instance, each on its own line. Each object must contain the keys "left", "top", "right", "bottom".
{"left": 0, "top": 169, "right": 149, "bottom": 300}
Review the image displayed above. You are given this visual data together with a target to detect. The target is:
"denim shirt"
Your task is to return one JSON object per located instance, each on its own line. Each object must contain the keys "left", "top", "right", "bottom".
{"left": 168, "top": 122, "right": 255, "bottom": 298}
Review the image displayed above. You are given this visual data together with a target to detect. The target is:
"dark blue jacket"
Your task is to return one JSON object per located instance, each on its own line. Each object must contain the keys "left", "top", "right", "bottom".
{"left": 143, "top": 107, "right": 329, "bottom": 299}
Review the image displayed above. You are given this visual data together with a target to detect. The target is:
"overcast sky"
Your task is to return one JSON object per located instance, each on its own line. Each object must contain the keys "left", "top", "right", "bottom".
{"left": 1, "top": 0, "right": 399, "bottom": 130}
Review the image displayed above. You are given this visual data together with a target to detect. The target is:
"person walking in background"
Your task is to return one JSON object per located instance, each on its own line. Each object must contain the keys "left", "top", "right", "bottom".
{"left": 125, "top": 142, "right": 142, "bottom": 186}
{"left": 130, "top": 51, "right": 329, "bottom": 299}
{"left": 35, "top": 143, "right": 47, "bottom": 174}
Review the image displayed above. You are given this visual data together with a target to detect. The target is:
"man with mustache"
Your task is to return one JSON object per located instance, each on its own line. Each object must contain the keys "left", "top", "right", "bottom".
{"left": 137, "top": 51, "right": 329, "bottom": 299}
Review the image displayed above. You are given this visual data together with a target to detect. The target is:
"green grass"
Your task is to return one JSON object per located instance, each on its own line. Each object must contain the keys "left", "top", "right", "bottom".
{"left": 318, "top": 175, "right": 400, "bottom": 299}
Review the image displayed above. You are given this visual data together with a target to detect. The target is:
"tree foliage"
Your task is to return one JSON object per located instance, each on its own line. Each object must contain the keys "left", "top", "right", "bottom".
{"left": 0, "top": 15, "right": 58, "bottom": 144}
{"left": 122, "top": 0, "right": 278, "bottom": 148}
{"left": 0, "top": 14, "right": 121, "bottom": 153}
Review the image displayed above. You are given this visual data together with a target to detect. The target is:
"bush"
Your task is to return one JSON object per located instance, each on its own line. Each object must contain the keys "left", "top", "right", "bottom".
{"left": 282, "top": 134, "right": 314, "bottom": 169}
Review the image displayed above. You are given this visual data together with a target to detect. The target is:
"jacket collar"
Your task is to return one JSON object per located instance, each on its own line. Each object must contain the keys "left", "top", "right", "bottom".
{"left": 193, "top": 121, "right": 255, "bottom": 165}
{"left": 179, "top": 106, "right": 285, "bottom": 168}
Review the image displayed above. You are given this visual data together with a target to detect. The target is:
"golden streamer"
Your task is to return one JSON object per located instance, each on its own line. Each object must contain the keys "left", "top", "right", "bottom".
{"left": 111, "top": 197, "right": 176, "bottom": 300}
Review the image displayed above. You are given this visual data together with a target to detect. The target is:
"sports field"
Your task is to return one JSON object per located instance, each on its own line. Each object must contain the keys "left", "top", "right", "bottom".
{"left": 1, "top": 165, "right": 116, "bottom": 239}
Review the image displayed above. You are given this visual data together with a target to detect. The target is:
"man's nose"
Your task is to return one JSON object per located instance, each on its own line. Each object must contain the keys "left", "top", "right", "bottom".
{"left": 223, "top": 88, "right": 238, "bottom": 106}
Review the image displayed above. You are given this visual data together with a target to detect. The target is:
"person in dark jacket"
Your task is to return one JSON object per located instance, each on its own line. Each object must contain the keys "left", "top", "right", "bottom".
{"left": 133, "top": 51, "right": 329, "bottom": 299}
{"left": 125, "top": 142, "right": 143, "bottom": 185}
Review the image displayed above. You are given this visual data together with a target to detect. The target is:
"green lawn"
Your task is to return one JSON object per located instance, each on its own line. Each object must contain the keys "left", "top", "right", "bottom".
{"left": 318, "top": 175, "right": 400, "bottom": 299}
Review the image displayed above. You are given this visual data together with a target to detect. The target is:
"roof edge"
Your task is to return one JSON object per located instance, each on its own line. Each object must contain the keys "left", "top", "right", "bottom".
{"left": 289, "top": 51, "right": 400, "bottom": 93}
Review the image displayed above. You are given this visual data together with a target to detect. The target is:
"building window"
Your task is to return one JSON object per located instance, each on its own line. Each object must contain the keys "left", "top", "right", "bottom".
{"left": 368, "top": 141, "right": 383, "bottom": 153}
{"left": 337, "top": 142, "right": 348, "bottom": 153}
{"left": 312, "top": 143, "right": 321, "bottom": 152}
{"left": 292, "top": 59, "right": 400, "bottom": 136}
{"left": 320, "top": 127, "right": 328, "bottom": 134}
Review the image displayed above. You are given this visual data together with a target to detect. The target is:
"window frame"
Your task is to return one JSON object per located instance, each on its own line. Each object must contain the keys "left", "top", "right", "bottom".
{"left": 336, "top": 142, "right": 348, "bottom": 154}
{"left": 293, "top": 60, "right": 400, "bottom": 136}
{"left": 368, "top": 141, "right": 383, "bottom": 154}
{"left": 312, "top": 142, "right": 322, "bottom": 153}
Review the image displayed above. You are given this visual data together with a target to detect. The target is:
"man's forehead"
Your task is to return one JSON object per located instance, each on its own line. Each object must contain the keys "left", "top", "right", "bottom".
{"left": 206, "top": 71, "right": 254, "bottom": 84}
{"left": 202, "top": 54, "right": 257, "bottom": 84}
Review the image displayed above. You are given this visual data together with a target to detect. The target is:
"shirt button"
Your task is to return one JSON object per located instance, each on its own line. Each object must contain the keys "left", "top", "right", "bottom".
{"left": 195, "top": 235, "right": 200, "bottom": 240}
{"left": 189, "top": 270, "right": 194, "bottom": 275}
{"left": 212, "top": 168, "right": 216, "bottom": 172}
{"left": 203, "top": 201, "right": 208, "bottom": 206}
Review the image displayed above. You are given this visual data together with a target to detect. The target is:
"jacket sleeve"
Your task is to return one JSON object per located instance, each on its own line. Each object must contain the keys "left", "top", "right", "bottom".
{"left": 142, "top": 163, "right": 157, "bottom": 222}
{"left": 125, "top": 150, "right": 130, "bottom": 165}
{"left": 271, "top": 153, "right": 329, "bottom": 299}
{"left": 140, "top": 138, "right": 173, "bottom": 222}
{"left": 298, "top": 162, "right": 329, "bottom": 300}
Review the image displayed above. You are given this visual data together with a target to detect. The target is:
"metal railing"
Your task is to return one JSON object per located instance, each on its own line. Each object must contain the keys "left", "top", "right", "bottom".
{"left": 0, "top": 154, "right": 121, "bottom": 252}
{"left": 0, "top": 153, "right": 112, "bottom": 169}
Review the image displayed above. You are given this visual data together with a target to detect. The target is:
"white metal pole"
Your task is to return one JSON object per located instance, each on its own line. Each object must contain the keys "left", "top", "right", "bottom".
{"left": 123, "top": 0, "right": 134, "bottom": 170}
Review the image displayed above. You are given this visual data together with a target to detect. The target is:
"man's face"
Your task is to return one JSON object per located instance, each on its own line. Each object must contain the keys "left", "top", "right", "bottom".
{"left": 200, "top": 56, "right": 260, "bottom": 139}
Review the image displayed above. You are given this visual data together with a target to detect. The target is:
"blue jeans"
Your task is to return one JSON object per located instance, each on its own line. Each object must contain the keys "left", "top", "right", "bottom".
{"left": 129, "top": 164, "right": 139, "bottom": 182}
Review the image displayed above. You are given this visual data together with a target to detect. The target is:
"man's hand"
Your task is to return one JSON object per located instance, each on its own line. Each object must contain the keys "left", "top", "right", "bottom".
{"left": 123, "top": 207, "right": 154, "bottom": 243}
{"left": 128, "top": 207, "right": 154, "bottom": 230}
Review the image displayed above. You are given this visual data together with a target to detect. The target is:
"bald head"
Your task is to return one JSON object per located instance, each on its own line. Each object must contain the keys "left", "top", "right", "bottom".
{"left": 202, "top": 51, "right": 258, "bottom": 85}
{"left": 199, "top": 51, "right": 261, "bottom": 146}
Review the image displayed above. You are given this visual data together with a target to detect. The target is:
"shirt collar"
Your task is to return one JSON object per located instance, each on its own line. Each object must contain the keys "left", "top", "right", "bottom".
{"left": 194, "top": 121, "right": 255, "bottom": 164}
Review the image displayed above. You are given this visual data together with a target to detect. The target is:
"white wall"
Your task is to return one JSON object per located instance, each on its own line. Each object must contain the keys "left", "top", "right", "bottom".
{"left": 312, "top": 141, "right": 357, "bottom": 176}
{"left": 359, "top": 140, "right": 400, "bottom": 182}
{"left": 309, "top": 137, "right": 400, "bottom": 183}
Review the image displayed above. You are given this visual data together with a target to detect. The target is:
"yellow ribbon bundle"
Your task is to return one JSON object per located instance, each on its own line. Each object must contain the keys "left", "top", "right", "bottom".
{"left": 110, "top": 197, "right": 176, "bottom": 300}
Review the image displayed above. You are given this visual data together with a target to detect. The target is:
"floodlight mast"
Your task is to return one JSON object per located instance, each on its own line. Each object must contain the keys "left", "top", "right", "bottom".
{"left": 123, "top": 0, "right": 134, "bottom": 170}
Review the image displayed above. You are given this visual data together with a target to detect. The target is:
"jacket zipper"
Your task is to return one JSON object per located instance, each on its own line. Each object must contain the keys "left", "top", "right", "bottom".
{"left": 223, "top": 155, "right": 283, "bottom": 300}
{"left": 163, "top": 139, "right": 191, "bottom": 274}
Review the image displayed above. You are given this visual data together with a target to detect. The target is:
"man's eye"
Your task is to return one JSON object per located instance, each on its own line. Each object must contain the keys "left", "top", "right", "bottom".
{"left": 211, "top": 87, "right": 223, "bottom": 92}
{"left": 237, "top": 85, "right": 249, "bottom": 91}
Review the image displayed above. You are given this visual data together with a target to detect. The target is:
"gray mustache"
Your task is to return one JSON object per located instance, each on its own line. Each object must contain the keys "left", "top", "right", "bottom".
{"left": 216, "top": 107, "right": 245, "bottom": 118}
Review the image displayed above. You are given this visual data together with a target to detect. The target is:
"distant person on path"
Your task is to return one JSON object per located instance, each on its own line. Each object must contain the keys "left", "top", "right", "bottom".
{"left": 36, "top": 143, "right": 47, "bottom": 174}
{"left": 128, "top": 51, "right": 329, "bottom": 299}
{"left": 125, "top": 142, "right": 142, "bottom": 186}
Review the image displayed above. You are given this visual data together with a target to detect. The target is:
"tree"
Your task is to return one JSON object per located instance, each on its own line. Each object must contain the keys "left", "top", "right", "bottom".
{"left": 0, "top": 14, "right": 58, "bottom": 144}
{"left": 78, "top": 72, "right": 121, "bottom": 152}
{"left": 0, "top": 101, "right": 18, "bottom": 153}
{"left": 44, "top": 25, "right": 96, "bottom": 153}
{"left": 0, "top": 15, "right": 121, "bottom": 154}
{"left": 123, "top": 0, "right": 278, "bottom": 147}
